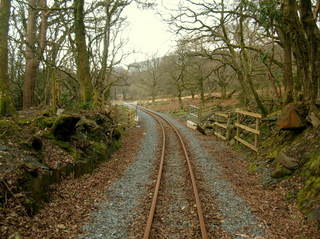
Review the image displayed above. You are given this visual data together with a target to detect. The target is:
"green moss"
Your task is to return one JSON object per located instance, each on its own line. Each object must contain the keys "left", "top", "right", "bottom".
{"left": 16, "top": 117, "right": 33, "bottom": 126}
{"left": 33, "top": 116, "right": 56, "bottom": 129}
{"left": 0, "top": 119, "right": 21, "bottom": 137}
{"left": 88, "top": 142, "right": 108, "bottom": 159}
{"left": 248, "top": 163, "right": 258, "bottom": 172}
{"left": 298, "top": 176, "right": 320, "bottom": 211}
{"left": 70, "top": 149, "right": 81, "bottom": 160}
{"left": 52, "top": 140, "right": 73, "bottom": 152}
{"left": 298, "top": 148, "right": 320, "bottom": 217}
{"left": 111, "top": 139, "right": 121, "bottom": 150}
{"left": 305, "top": 154, "right": 320, "bottom": 175}
{"left": 266, "top": 149, "right": 280, "bottom": 159}
{"left": 0, "top": 97, "right": 15, "bottom": 116}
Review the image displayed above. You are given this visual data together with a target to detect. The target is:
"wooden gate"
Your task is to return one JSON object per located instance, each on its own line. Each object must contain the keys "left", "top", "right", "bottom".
{"left": 234, "top": 109, "right": 262, "bottom": 152}
{"left": 213, "top": 112, "right": 231, "bottom": 140}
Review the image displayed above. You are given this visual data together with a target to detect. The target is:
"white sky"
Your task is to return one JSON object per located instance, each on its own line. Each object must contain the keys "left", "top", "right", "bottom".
{"left": 122, "top": 0, "right": 180, "bottom": 65}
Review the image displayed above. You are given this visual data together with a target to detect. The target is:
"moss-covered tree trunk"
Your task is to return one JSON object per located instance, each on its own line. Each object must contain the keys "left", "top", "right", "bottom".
{"left": 23, "top": 0, "right": 38, "bottom": 109}
{"left": 300, "top": 0, "right": 320, "bottom": 104}
{"left": 282, "top": 0, "right": 319, "bottom": 104}
{"left": 74, "top": 0, "right": 93, "bottom": 106}
{"left": 282, "top": 33, "right": 294, "bottom": 103}
{"left": 0, "top": 0, "right": 14, "bottom": 115}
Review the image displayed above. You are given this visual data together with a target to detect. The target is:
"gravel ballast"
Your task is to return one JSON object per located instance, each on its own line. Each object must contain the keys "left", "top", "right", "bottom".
{"left": 157, "top": 112, "right": 265, "bottom": 239}
{"left": 81, "top": 111, "right": 158, "bottom": 239}
{"left": 82, "top": 109, "right": 265, "bottom": 239}
{"left": 150, "top": 126, "right": 200, "bottom": 238}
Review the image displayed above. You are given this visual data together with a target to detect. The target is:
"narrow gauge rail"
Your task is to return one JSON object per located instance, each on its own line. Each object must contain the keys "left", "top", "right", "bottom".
{"left": 139, "top": 107, "right": 208, "bottom": 239}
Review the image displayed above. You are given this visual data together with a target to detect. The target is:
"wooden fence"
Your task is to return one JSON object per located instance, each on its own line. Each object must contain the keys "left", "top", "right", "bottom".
{"left": 198, "top": 104, "right": 213, "bottom": 122}
{"left": 234, "top": 109, "right": 262, "bottom": 152}
{"left": 187, "top": 105, "right": 262, "bottom": 152}
{"left": 187, "top": 105, "right": 200, "bottom": 129}
{"left": 213, "top": 112, "right": 231, "bottom": 141}
{"left": 188, "top": 105, "right": 201, "bottom": 123}
{"left": 187, "top": 104, "right": 213, "bottom": 124}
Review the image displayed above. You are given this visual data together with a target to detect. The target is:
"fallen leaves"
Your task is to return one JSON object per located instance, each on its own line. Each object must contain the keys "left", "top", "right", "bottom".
{"left": 199, "top": 134, "right": 320, "bottom": 239}
{"left": 1, "top": 127, "right": 144, "bottom": 239}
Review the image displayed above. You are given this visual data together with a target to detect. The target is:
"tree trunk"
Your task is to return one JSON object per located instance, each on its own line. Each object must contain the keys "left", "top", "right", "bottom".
{"left": 238, "top": 6, "right": 266, "bottom": 115}
{"left": 283, "top": 0, "right": 312, "bottom": 103}
{"left": 221, "top": 84, "right": 227, "bottom": 99}
{"left": 74, "top": 0, "right": 92, "bottom": 105}
{"left": 0, "top": 0, "right": 14, "bottom": 115}
{"left": 50, "top": 67, "right": 59, "bottom": 112}
{"left": 293, "top": 54, "right": 303, "bottom": 101}
{"left": 282, "top": 33, "right": 294, "bottom": 103}
{"left": 177, "top": 85, "right": 183, "bottom": 109}
{"left": 39, "top": 0, "right": 48, "bottom": 53}
{"left": 199, "top": 77, "right": 205, "bottom": 105}
{"left": 236, "top": 71, "right": 250, "bottom": 105}
{"left": 23, "top": 0, "right": 38, "bottom": 109}
{"left": 300, "top": 0, "right": 320, "bottom": 103}
{"left": 191, "top": 91, "right": 195, "bottom": 99}
{"left": 220, "top": 12, "right": 250, "bottom": 105}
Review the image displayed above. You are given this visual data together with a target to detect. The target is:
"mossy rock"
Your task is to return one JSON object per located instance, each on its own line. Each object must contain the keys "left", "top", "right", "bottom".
{"left": 52, "top": 140, "right": 73, "bottom": 152}
{"left": 90, "top": 112, "right": 113, "bottom": 127}
{"left": 265, "top": 110, "right": 281, "bottom": 121}
{"left": 75, "top": 118, "right": 105, "bottom": 141}
{"left": 51, "top": 115, "right": 80, "bottom": 141}
{"left": 76, "top": 119, "right": 99, "bottom": 130}
{"left": 303, "top": 153, "right": 320, "bottom": 176}
{"left": 0, "top": 119, "right": 21, "bottom": 137}
{"left": 16, "top": 117, "right": 33, "bottom": 126}
{"left": 112, "top": 128, "right": 121, "bottom": 141}
{"left": 33, "top": 116, "right": 57, "bottom": 129}
{"left": 21, "top": 136, "right": 43, "bottom": 152}
{"left": 271, "top": 166, "right": 293, "bottom": 178}
{"left": 298, "top": 176, "right": 320, "bottom": 218}
{"left": 87, "top": 142, "right": 108, "bottom": 159}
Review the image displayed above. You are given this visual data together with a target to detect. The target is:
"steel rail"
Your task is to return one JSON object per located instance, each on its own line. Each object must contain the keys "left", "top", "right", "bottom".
{"left": 140, "top": 107, "right": 208, "bottom": 239}
{"left": 142, "top": 110, "right": 166, "bottom": 239}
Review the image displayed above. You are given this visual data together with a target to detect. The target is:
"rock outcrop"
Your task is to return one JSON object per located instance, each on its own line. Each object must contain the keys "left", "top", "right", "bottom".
{"left": 51, "top": 115, "right": 81, "bottom": 141}
{"left": 277, "top": 103, "right": 307, "bottom": 129}
{"left": 276, "top": 151, "right": 299, "bottom": 170}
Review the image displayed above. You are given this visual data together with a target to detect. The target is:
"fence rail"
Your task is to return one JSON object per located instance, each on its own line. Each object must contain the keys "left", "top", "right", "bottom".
{"left": 187, "top": 105, "right": 262, "bottom": 152}
{"left": 187, "top": 105, "right": 201, "bottom": 129}
{"left": 234, "top": 109, "right": 261, "bottom": 152}
{"left": 213, "top": 112, "right": 231, "bottom": 141}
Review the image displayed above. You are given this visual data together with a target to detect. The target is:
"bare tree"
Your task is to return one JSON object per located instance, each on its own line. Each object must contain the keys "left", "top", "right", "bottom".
{"left": 0, "top": 0, "right": 14, "bottom": 115}
{"left": 74, "top": 0, "right": 93, "bottom": 105}
{"left": 23, "top": 0, "right": 38, "bottom": 109}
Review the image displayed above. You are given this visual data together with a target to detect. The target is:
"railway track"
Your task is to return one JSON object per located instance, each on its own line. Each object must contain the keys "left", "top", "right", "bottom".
{"left": 139, "top": 107, "right": 208, "bottom": 239}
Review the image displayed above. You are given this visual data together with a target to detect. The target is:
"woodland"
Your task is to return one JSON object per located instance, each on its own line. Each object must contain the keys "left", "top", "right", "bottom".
{"left": 0, "top": 0, "right": 320, "bottom": 238}
{"left": 0, "top": 0, "right": 319, "bottom": 114}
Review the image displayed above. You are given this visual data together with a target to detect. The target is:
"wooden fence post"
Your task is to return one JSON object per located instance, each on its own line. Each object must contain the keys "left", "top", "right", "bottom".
{"left": 226, "top": 113, "right": 231, "bottom": 140}
{"left": 236, "top": 111, "right": 240, "bottom": 139}
{"left": 255, "top": 118, "right": 260, "bottom": 149}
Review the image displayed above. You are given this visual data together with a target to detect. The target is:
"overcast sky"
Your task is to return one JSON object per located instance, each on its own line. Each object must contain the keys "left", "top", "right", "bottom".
{"left": 122, "top": 0, "right": 180, "bottom": 65}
